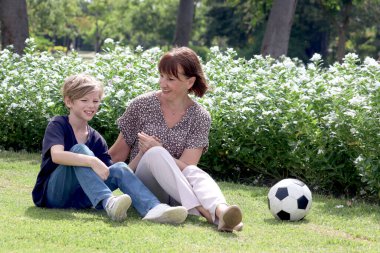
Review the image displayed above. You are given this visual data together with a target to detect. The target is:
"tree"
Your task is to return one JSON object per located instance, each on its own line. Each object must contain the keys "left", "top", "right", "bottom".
{"left": 261, "top": 0, "right": 297, "bottom": 58}
{"left": 173, "top": 0, "right": 195, "bottom": 46}
{"left": 316, "top": 0, "right": 354, "bottom": 62}
{"left": 0, "top": 0, "right": 29, "bottom": 54}
{"left": 27, "top": 0, "right": 83, "bottom": 51}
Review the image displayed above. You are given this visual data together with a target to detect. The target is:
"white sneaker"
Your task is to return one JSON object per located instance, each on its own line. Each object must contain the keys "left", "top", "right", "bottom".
{"left": 105, "top": 194, "right": 132, "bottom": 222}
{"left": 143, "top": 204, "right": 187, "bottom": 224}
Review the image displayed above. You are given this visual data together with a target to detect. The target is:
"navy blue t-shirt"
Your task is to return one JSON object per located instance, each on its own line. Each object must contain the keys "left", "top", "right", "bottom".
{"left": 32, "top": 116, "right": 112, "bottom": 207}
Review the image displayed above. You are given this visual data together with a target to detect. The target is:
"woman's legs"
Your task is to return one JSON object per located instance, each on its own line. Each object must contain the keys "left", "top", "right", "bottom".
{"left": 135, "top": 147, "right": 201, "bottom": 214}
{"left": 183, "top": 165, "right": 243, "bottom": 231}
{"left": 182, "top": 165, "right": 228, "bottom": 223}
{"left": 135, "top": 146, "right": 231, "bottom": 223}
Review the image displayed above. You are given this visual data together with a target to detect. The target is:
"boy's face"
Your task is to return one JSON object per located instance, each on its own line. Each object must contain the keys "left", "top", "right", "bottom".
{"left": 64, "top": 90, "right": 102, "bottom": 122}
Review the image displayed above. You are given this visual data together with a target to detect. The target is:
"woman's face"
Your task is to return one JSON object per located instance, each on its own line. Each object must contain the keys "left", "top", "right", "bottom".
{"left": 159, "top": 66, "right": 194, "bottom": 99}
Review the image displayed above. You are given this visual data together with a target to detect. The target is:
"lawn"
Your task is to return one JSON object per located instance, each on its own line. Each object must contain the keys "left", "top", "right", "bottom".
{"left": 0, "top": 151, "right": 379, "bottom": 253}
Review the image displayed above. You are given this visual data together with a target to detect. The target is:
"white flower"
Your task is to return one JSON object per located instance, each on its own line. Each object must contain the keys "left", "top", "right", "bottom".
{"left": 343, "top": 110, "right": 356, "bottom": 117}
{"left": 354, "top": 155, "right": 364, "bottom": 164}
{"left": 210, "top": 46, "right": 220, "bottom": 54}
{"left": 135, "top": 45, "right": 143, "bottom": 53}
{"left": 10, "top": 103, "right": 18, "bottom": 109}
{"left": 112, "top": 76, "right": 122, "bottom": 84}
{"left": 230, "top": 67, "right": 241, "bottom": 73}
{"left": 307, "top": 63, "right": 316, "bottom": 70}
{"left": 25, "top": 37, "right": 35, "bottom": 44}
{"left": 349, "top": 96, "right": 366, "bottom": 106}
{"left": 8, "top": 86, "right": 17, "bottom": 93}
{"left": 262, "top": 110, "right": 273, "bottom": 116}
{"left": 147, "top": 76, "right": 159, "bottom": 84}
{"left": 255, "top": 93, "right": 267, "bottom": 101}
{"left": 363, "top": 57, "right": 378, "bottom": 67}
{"left": 283, "top": 59, "right": 295, "bottom": 69}
{"left": 350, "top": 128, "right": 358, "bottom": 135}
{"left": 256, "top": 68, "right": 266, "bottom": 75}
{"left": 329, "top": 87, "right": 342, "bottom": 96}
{"left": 116, "top": 90, "right": 125, "bottom": 99}
{"left": 104, "top": 38, "right": 114, "bottom": 44}
{"left": 343, "top": 53, "right": 359, "bottom": 62}
{"left": 310, "top": 53, "right": 322, "bottom": 62}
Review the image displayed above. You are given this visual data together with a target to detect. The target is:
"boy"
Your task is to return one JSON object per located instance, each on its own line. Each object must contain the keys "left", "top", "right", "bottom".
{"left": 32, "top": 73, "right": 187, "bottom": 223}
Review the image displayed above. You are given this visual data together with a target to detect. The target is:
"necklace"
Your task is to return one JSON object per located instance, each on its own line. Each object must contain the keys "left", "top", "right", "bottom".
{"left": 158, "top": 92, "right": 192, "bottom": 117}
{"left": 169, "top": 109, "right": 186, "bottom": 116}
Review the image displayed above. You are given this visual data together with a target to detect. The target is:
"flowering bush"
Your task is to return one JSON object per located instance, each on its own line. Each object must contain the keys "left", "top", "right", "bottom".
{"left": 1, "top": 39, "right": 379, "bottom": 200}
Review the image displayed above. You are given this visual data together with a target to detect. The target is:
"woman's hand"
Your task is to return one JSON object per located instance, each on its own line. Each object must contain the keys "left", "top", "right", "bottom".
{"left": 137, "top": 132, "right": 162, "bottom": 153}
{"left": 89, "top": 157, "right": 110, "bottom": 180}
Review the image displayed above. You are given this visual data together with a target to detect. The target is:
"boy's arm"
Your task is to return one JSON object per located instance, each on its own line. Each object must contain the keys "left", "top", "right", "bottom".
{"left": 50, "top": 145, "right": 110, "bottom": 180}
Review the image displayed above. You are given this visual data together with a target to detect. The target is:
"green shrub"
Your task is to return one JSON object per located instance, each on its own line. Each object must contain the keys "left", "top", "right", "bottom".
{"left": 1, "top": 39, "right": 379, "bottom": 200}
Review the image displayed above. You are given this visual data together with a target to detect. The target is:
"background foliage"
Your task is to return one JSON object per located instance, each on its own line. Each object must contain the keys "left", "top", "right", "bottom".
{"left": 24, "top": 0, "right": 380, "bottom": 64}
{"left": 1, "top": 40, "right": 379, "bottom": 201}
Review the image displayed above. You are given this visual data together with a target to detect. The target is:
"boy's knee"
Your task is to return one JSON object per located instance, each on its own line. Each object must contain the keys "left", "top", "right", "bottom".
{"left": 70, "top": 144, "right": 93, "bottom": 156}
{"left": 110, "top": 162, "right": 134, "bottom": 176}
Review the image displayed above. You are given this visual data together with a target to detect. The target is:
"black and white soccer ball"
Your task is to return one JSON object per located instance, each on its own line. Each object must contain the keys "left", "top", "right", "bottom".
{"left": 267, "top": 178, "right": 312, "bottom": 221}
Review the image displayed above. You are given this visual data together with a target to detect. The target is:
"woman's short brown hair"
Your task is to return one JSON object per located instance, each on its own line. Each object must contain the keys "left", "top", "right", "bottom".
{"left": 158, "top": 47, "right": 208, "bottom": 97}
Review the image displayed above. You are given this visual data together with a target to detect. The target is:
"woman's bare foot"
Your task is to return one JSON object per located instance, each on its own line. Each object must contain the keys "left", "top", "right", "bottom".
{"left": 196, "top": 206, "right": 213, "bottom": 223}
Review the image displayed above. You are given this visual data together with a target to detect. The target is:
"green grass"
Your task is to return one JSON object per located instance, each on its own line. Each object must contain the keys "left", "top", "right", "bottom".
{"left": 1, "top": 151, "right": 379, "bottom": 253}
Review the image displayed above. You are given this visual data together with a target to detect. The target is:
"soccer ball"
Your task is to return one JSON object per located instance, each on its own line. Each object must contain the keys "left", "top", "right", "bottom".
{"left": 267, "top": 178, "right": 312, "bottom": 221}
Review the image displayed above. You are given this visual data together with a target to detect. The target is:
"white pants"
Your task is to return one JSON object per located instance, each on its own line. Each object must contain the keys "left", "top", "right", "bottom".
{"left": 135, "top": 146, "right": 227, "bottom": 223}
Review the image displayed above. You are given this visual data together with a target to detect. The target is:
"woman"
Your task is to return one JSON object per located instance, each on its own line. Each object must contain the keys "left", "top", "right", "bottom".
{"left": 109, "top": 47, "right": 243, "bottom": 232}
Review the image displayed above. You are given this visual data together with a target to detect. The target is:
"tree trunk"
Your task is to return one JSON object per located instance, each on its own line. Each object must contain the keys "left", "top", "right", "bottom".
{"left": 336, "top": 0, "right": 352, "bottom": 62}
{"left": 261, "top": 0, "right": 297, "bottom": 58}
{"left": 95, "top": 19, "right": 101, "bottom": 52}
{"left": 173, "top": 0, "right": 194, "bottom": 47}
{"left": 0, "top": 0, "right": 29, "bottom": 54}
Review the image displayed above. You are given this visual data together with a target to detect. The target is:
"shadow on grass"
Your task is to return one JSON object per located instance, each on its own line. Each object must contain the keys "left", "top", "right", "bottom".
{"left": 24, "top": 206, "right": 233, "bottom": 234}
{"left": 263, "top": 218, "right": 311, "bottom": 225}
{"left": 24, "top": 205, "right": 141, "bottom": 225}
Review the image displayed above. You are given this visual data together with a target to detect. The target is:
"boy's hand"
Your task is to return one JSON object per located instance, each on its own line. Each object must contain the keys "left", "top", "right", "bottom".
{"left": 90, "top": 157, "right": 110, "bottom": 180}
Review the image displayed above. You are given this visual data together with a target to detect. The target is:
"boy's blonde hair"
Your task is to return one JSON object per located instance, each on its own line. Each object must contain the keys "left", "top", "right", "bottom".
{"left": 62, "top": 73, "right": 104, "bottom": 101}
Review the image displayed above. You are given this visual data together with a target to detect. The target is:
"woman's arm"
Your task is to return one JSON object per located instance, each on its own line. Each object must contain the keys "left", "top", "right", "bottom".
{"left": 109, "top": 133, "right": 130, "bottom": 163}
{"left": 127, "top": 151, "right": 144, "bottom": 171}
{"left": 50, "top": 145, "right": 109, "bottom": 180}
{"left": 138, "top": 132, "right": 204, "bottom": 171}
{"left": 176, "top": 148, "right": 203, "bottom": 171}
{"left": 128, "top": 132, "right": 162, "bottom": 171}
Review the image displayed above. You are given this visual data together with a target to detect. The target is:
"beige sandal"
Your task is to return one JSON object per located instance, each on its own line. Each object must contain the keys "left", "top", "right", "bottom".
{"left": 217, "top": 205, "right": 243, "bottom": 232}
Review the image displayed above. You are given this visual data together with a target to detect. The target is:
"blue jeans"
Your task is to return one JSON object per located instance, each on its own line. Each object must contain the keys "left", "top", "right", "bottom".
{"left": 45, "top": 144, "right": 160, "bottom": 216}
